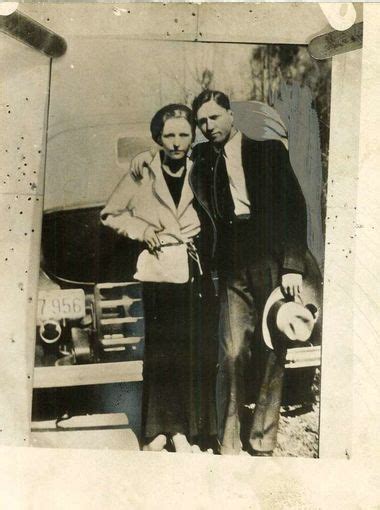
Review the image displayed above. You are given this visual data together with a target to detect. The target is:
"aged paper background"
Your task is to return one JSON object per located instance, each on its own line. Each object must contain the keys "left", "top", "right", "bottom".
{"left": 0, "top": 2, "right": 379, "bottom": 508}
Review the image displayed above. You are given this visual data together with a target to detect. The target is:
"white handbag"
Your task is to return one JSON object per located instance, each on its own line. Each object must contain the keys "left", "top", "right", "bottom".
{"left": 134, "top": 243, "right": 189, "bottom": 283}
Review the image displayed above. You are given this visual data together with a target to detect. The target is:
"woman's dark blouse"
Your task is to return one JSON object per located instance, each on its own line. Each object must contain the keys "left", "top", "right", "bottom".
{"left": 162, "top": 166, "right": 186, "bottom": 208}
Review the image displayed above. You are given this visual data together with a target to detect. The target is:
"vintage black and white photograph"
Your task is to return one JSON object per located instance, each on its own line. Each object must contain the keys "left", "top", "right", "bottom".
{"left": 2, "top": 3, "right": 335, "bottom": 458}
{"left": 3, "top": 1, "right": 380, "bottom": 506}
{"left": 25, "top": 7, "right": 332, "bottom": 458}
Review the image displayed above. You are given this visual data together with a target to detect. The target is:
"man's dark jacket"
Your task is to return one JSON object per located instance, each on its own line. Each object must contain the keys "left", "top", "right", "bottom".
{"left": 189, "top": 136, "right": 308, "bottom": 276}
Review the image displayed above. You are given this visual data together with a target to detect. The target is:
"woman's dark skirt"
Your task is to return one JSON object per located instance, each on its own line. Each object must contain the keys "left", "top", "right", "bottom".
{"left": 141, "top": 261, "right": 218, "bottom": 447}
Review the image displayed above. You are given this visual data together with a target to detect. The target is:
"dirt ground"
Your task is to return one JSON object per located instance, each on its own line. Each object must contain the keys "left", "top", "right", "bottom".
{"left": 273, "top": 402, "right": 319, "bottom": 458}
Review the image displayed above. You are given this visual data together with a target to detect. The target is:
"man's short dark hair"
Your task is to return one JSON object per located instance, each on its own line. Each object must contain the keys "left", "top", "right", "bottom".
{"left": 192, "top": 90, "right": 231, "bottom": 117}
{"left": 150, "top": 103, "right": 195, "bottom": 145}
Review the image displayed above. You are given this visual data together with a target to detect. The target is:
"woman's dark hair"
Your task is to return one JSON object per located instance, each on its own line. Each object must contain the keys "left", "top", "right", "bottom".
{"left": 192, "top": 90, "right": 231, "bottom": 117}
{"left": 150, "top": 104, "right": 195, "bottom": 145}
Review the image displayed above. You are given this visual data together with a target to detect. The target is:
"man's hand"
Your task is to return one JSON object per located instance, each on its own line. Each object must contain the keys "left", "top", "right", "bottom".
{"left": 281, "top": 273, "right": 303, "bottom": 299}
{"left": 130, "top": 150, "right": 155, "bottom": 180}
{"left": 143, "top": 225, "right": 162, "bottom": 253}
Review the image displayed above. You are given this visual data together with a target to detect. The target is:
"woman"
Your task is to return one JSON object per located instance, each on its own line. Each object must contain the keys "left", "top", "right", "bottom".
{"left": 101, "top": 104, "right": 217, "bottom": 452}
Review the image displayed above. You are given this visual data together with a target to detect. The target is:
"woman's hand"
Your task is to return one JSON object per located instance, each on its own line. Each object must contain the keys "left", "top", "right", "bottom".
{"left": 281, "top": 273, "right": 303, "bottom": 299}
{"left": 143, "top": 225, "right": 162, "bottom": 253}
{"left": 130, "top": 150, "right": 155, "bottom": 180}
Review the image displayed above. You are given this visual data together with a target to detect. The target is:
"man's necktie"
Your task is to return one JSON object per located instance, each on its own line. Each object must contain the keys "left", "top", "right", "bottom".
{"left": 213, "top": 150, "right": 235, "bottom": 223}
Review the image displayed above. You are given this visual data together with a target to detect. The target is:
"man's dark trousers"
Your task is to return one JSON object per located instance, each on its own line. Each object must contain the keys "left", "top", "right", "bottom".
{"left": 216, "top": 222, "right": 285, "bottom": 454}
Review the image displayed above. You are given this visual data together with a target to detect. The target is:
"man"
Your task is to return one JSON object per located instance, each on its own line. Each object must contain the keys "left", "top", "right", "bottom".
{"left": 130, "top": 90, "right": 308, "bottom": 455}
{"left": 190, "top": 90, "right": 308, "bottom": 455}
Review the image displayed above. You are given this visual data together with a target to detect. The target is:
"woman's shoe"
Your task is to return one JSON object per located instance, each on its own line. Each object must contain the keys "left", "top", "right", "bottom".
{"left": 142, "top": 434, "right": 167, "bottom": 452}
{"left": 172, "top": 433, "right": 193, "bottom": 453}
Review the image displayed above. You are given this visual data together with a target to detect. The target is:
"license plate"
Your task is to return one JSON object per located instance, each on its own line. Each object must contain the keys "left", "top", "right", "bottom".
{"left": 38, "top": 289, "right": 86, "bottom": 321}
